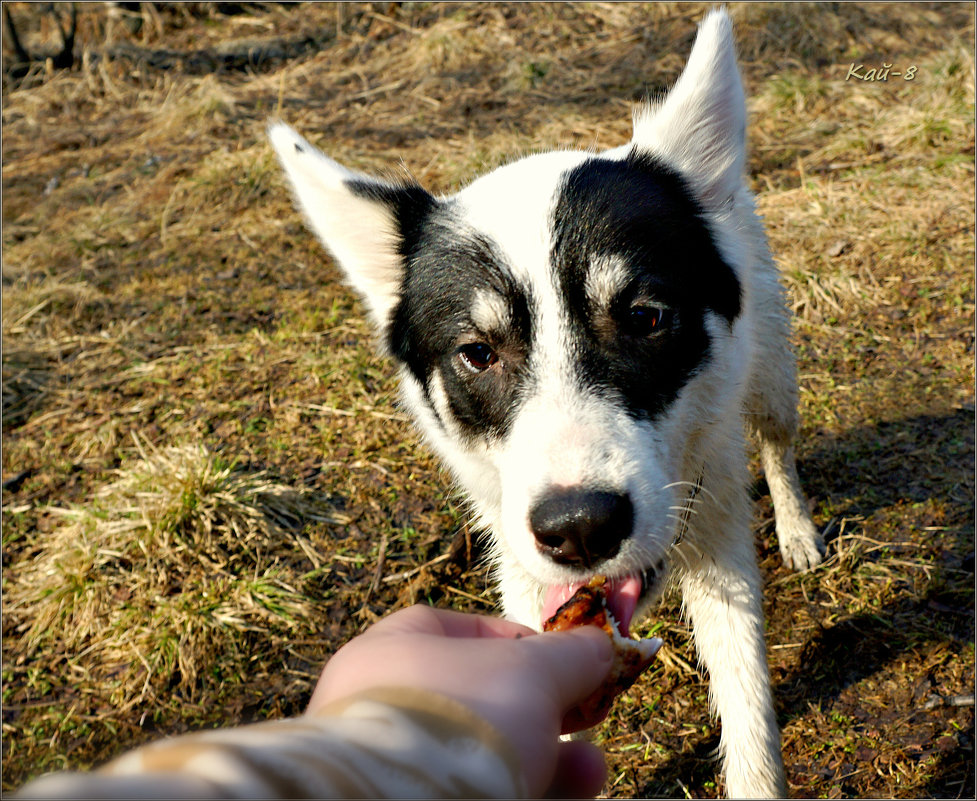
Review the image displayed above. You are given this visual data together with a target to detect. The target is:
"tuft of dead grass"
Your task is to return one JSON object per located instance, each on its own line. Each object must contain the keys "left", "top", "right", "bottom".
{"left": 5, "top": 437, "right": 343, "bottom": 704}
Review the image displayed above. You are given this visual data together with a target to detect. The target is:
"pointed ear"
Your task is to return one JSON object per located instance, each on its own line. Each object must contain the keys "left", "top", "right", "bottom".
{"left": 268, "top": 122, "right": 435, "bottom": 333}
{"left": 631, "top": 9, "right": 746, "bottom": 210}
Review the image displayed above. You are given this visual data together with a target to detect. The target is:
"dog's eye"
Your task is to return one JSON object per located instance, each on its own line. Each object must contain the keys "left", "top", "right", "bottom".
{"left": 624, "top": 305, "right": 671, "bottom": 338}
{"left": 458, "top": 342, "right": 499, "bottom": 372}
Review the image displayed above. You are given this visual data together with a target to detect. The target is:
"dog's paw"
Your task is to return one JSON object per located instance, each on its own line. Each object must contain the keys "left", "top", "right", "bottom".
{"left": 777, "top": 516, "right": 826, "bottom": 571}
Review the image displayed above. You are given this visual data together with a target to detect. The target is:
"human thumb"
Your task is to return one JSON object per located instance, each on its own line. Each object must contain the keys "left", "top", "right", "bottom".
{"left": 522, "top": 625, "right": 614, "bottom": 713}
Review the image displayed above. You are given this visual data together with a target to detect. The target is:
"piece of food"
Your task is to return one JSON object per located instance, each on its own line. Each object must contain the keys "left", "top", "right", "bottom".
{"left": 543, "top": 575, "right": 661, "bottom": 722}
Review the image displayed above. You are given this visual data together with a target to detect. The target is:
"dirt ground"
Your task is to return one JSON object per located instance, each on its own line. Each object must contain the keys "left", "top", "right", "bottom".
{"left": 2, "top": 3, "right": 974, "bottom": 797}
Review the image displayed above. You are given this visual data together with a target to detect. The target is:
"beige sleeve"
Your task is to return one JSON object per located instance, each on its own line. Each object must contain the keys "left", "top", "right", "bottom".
{"left": 16, "top": 687, "right": 526, "bottom": 799}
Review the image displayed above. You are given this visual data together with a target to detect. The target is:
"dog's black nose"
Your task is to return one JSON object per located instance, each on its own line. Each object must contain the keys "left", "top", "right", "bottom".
{"left": 530, "top": 489, "right": 632, "bottom": 568}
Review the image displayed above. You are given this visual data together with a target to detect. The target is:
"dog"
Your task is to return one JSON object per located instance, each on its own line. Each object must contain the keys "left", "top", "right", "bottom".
{"left": 270, "top": 9, "right": 824, "bottom": 797}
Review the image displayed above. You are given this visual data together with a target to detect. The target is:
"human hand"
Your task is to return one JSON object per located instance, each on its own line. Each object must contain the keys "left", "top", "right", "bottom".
{"left": 308, "top": 605, "right": 621, "bottom": 797}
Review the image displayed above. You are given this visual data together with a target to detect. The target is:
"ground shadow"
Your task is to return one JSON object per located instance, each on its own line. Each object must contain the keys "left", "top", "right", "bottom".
{"left": 798, "top": 406, "right": 974, "bottom": 548}
{"left": 637, "top": 407, "right": 974, "bottom": 796}
{"left": 782, "top": 408, "right": 973, "bottom": 794}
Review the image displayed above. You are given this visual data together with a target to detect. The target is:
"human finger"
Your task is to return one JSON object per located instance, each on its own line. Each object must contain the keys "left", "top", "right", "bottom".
{"left": 518, "top": 626, "right": 614, "bottom": 710}
{"left": 545, "top": 739, "right": 607, "bottom": 799}
{"left": 366, "top": 604, "right": 537, "bottom": 640}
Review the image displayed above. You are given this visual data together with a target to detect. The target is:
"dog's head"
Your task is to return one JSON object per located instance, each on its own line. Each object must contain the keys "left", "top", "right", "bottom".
{"left": 270, "top": 10, "right": 756, "bottom": 631}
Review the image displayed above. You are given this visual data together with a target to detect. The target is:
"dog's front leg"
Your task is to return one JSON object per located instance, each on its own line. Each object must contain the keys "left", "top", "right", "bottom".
{"left": 676, "top": 519, "right": 786, "bottom": 798}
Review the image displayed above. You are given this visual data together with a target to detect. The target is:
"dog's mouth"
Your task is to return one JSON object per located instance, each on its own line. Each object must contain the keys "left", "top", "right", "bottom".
{"left": 540, "top": 560, "right": 663, "bottom": 637}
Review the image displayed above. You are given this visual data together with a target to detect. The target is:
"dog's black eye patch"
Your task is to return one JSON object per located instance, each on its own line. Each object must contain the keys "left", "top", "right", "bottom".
{"left": 384, "top": 203, "right": 534, "bottom": 440}
{"left": 552, "top": 151, "right": 741, "bottom": 324}
{"left": 549, "top": 152, "right": 741, "bottom": 420}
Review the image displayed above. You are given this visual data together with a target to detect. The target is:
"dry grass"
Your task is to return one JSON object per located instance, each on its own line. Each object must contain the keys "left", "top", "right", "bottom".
{"left": 3, "top": 3, "right": 973, "bottom": 797}
{"left": 6, "top": 437, "right": 343, "bottom": 713}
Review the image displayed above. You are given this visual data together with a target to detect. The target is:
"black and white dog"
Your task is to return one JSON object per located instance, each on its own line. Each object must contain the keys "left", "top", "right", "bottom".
{"left": 271, "top": 9, "right": 823, "bottom": 797}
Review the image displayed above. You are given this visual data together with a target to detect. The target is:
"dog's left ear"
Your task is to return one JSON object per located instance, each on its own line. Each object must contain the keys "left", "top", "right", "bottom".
{"left": 631, "top": 9, "right": 746, "bottom": 210}
{"left": 268, "top": 123, "right": 435, "bottom": 335}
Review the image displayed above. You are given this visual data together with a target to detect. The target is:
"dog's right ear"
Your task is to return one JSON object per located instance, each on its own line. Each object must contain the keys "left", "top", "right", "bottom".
{"left": 269, "top": 123, "right": 435, "bottom": 334}
{"left": 630, "top": 9, "right": 746, "bottom": 212}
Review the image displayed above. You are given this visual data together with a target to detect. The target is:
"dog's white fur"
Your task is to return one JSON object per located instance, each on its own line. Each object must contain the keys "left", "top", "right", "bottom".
{"left": 270, "top": 10, "right": 823, "bottom": 797}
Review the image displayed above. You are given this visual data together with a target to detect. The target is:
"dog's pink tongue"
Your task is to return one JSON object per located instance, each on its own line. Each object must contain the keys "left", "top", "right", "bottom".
{"left": 541, "top": 575, "right": 642, "bottom": 637}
